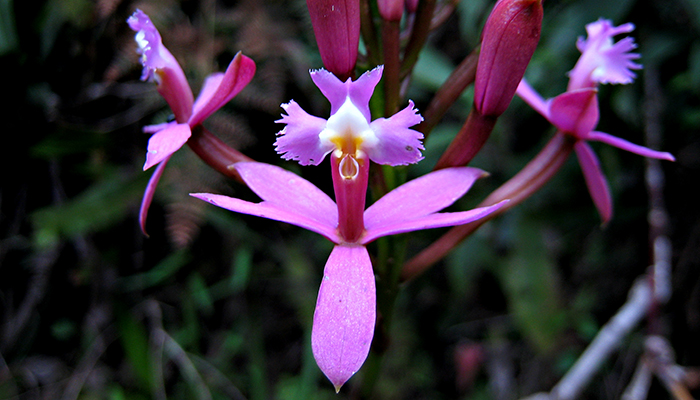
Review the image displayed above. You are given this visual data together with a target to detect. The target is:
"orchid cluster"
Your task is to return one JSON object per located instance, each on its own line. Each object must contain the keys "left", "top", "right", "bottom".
{"left": 128, "top": 0, "right": 674, "bottom": 393}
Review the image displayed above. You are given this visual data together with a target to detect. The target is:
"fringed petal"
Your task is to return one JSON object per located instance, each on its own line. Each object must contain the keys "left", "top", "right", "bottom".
{"left": 275, "top": 100, "right": 333, "bottom": 165}
{"left": 568, "top": 19, "right": 642, "bottom": 90}
{"left": 366, "top": 100, "right": 424, "bottom": 165}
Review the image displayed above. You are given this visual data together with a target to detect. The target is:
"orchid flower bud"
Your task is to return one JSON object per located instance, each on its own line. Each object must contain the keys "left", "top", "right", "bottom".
{"left": 306, "top": 0, "right": 360, "bottom": 80}
{"left": 378, "top": 0, "right": 404, "bottom": 21}
{"left": 474, "top": 0, "right": 542, "bottom": 117}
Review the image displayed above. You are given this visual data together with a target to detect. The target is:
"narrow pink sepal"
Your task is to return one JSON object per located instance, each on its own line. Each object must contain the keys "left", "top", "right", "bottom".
{"left": 234, "top": 162, "right": 339, "bottom": 232}
{"left": 366, "top": 100, "right": 424, "bottom": 165}
{"left": 306, "top": 0, "right": 360, "bottom": 79}
{"left": 275, "top": 100, "right": 333, "bottom": 165}
{"left": 312, "top": 244, "right": 376, "bottom": 391}
{"left": 587, "top": 131, "right": 676, "bottom": 161}
{"left": 516, "top": 79, "right": 549, "bottom": 118}
{"left": 189, "top": 52, "right": 256, "bottom": 127}
{"left": 365, "top": 167, "right": 487, "bottom": 227}
{"left": 311, "top": 66, "right": 383, "bottom": 122}
{"left": 143, "top": 122, "right": 172, "bottom": 134}
{"left": 190, "top": 193, "right": 340, "bottom": 242}
{"left": 363, "top": 167, "right": 493, "bottom": 242}
{"left": 143, "top": 123, "right": 191, "bottom": 170}
{"left": 548, "top": 89, "right": 599, "bottom": 139}
{"left": 575, "top": 141, "right": 612, "bottom": 224}
{"left": 362, "top": 201, "right": 508, "bottom": 244}
{"left": 139, "top": 155, "right": 170, "bottom": 235}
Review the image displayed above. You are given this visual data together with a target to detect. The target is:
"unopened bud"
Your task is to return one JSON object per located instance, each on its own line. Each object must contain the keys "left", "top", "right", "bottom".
{"left": 306, "top": 0, "right": 360, "bottom": 80}
{"left": 474, "top": 0, "right": 542, "bottom": 116}
{"left": 378, "top": 0, "right": 404, "bottom": 21}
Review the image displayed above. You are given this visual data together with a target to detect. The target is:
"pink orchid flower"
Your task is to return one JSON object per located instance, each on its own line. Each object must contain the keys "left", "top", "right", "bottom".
{"left": 516, "top": 19, "right": 674, "bottom": 223}
{"left": 192, "top": 67, "right": 507, "bottom": 390}
{"left": 128, "top": 9, "right": 256, "bottom": 233}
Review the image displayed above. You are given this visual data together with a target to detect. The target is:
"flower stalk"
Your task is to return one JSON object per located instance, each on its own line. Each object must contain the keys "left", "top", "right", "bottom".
{"left": 416, "top": 46, "right": 480, "bottom": 138}
{"left": 187, "top": 126, "right": 253, "bottom": 183}
{"left": 403, "top": 131, "right": 575, "bottom": 281}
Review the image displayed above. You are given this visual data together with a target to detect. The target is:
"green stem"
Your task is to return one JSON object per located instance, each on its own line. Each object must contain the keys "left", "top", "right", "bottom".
{"left": 382, "top": 19, "right": 401, "bottom": 116}
{"left": 360, "top": 0, "right": 380, "bottom": 66}
{"left": 400, "top": 0, "right": 437, "bottom": 78}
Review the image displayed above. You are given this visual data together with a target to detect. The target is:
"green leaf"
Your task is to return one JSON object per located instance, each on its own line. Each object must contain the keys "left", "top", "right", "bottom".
{"left": 119, "top": 249, "right": 191, "bottom": 291}
{"left": 116, "top": 310, "right": 153, "bottom": 390}
{"left": 498, "top": 215, "right": 567, "bottom": 353}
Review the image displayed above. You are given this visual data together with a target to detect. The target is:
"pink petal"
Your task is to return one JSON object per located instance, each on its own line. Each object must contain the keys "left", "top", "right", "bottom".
{"left": 575, "top": 141, "right": 612, "bottom": 224}
{"left": 310, "top": 66, "right": 383, "bottom": 122}
{"left": 312, "top": 245, "right": 375, "bottom": 391}
{"left": 365, "top": 100, "right": 424, "bottom": 165}
{"left": 189, "top": 193, "right": 340, "bottom": 241}
{"left": 189, "top": 52, "right": 256, "bottom": 126}
{"left": 143, "top": 123, "right": 191, "bottom": 170}
{"left": 364, "top": 167, "right": 487, "bottom": 230}
{"left": 235, "top": 162, "right": 336, "bottom": 216}
{"left": 191, "top": 72, "right": 225, "bottom": 120}
{"left": 362, "top": 201, "right": 508, "bottom": 244}
{"left": 568, "top": 19, "right": 642, "bottom": 90}
{"left": 587, "top": 131, "right": 675, "bottom": 161}
{"left": 128, "top": 9, "right": 194, "bottom": 122}
{"left": 190, "top": 162, "right": 340, "bottom": 240}
{"left": 516, "top": 79, "right": 550, "bottom": 118}
{"left": 275, "top": 100, "right": 333, "bottom": 165}
{"left": 377, "top": 0, "right": 404, "bottom": 20}
{"left": 139, "top": 156, "right": 170, "bottom": 235}
{"left": 548, "top": 89, "right": 599, "bottom": 139}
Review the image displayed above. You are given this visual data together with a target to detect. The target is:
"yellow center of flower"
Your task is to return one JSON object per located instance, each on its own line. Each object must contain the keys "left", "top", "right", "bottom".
{"left": 319, "top": 97, "right": 377, "bottom": 179}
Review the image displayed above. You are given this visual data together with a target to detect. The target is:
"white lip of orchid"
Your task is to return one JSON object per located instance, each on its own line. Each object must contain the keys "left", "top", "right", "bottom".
{"left": 135, "top": 30, "right": 149, "bottom": 53}
{"left": 134, "top": 30, "right": 161, "bottom": 83}
{"left": 319, "top": 96, "right": 378, "bottom": 160}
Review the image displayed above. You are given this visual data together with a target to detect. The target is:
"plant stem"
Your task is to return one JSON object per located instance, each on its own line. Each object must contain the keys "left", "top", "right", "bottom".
{"left": 417, "top": 46, "right": 480, "bottom": 140}
{"left": 187, "top": 126, "right": 253, "bottom": 183}
{"left": 402, "top": 131, "right": 575, "bottom": 281}
{"left": 382, "top": 19, "right": 401, "bottom": 116}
